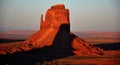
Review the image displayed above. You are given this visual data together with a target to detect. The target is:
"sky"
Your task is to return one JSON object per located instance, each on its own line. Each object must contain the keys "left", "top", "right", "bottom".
{"left": 0, "top": 0, "right": 120, "bottom": 31}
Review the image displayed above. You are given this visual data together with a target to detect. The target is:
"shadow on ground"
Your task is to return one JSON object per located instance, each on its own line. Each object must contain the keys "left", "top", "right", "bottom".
{"left": 0, "top": 39, "right": 25, "bottom": 43}
{"left": 93, "top": 42, "right": 120, "bottom": 50}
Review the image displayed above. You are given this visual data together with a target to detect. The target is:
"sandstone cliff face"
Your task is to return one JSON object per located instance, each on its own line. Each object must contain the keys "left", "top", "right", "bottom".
{"left": 0, "top": 4, "right": 109, "bottom": 56}
{"left": 25, "top": 4, "right": 70, "bottom": 48}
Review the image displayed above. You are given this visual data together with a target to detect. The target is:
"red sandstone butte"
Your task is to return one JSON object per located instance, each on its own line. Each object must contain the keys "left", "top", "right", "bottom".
{"left": 0, "top": 4, "right": 119, "bottom": 56}
{"left": 25, "top": 4, "right": 70, "bottom": 48}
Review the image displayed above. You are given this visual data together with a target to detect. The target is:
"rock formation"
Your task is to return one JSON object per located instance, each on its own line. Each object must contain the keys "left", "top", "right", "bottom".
{"left": 25, "top": 4, "right": 70, "bottom": 48}
{"left": 24, "top": 4, "right": 103, "bottom": 56}
{"left": 0, "top": 4, "right": 119, "bottom": 56}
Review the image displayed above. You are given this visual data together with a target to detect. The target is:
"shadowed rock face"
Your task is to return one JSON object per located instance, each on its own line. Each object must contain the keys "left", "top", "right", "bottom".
{"left": 0, "top": 4, "right": 104, "bottom": 55}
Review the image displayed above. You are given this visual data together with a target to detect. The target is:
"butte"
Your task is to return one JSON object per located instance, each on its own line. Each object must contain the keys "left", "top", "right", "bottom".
{"left": 0, "top": 4, "right": 119, "bottom": 56}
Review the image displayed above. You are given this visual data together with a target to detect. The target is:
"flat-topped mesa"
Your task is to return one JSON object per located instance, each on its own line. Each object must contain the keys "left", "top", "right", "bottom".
{"left": 51, "top": 4, "right": 65, "bottom": 9}
{"left": 40, "top": 4, "right": 70, "bottom": 29}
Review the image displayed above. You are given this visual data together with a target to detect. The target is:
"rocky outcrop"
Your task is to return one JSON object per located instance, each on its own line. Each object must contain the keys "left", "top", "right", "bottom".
{"left": 25, "top": 4, "right": 70, "bottom": 48}
{"left": 24, "top": 4, "right": 103, "bottom": 56}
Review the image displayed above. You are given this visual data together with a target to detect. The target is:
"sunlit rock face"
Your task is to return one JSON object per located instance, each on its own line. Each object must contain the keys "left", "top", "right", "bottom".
{"left": 25, "top": 4, "right": 70, "bottom": 48}
{"left": 40, "top": 4, "right": 69, "bottom": 30}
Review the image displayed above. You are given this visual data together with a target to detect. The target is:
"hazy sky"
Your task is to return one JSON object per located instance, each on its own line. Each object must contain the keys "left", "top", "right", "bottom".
{"left": 0, "top": 0, "right": 120, "bottom": 31}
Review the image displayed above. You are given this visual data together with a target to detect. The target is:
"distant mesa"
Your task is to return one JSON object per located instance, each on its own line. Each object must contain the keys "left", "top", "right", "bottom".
{"left": 0, "top": 4, "right": 119, "bottom": 56}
